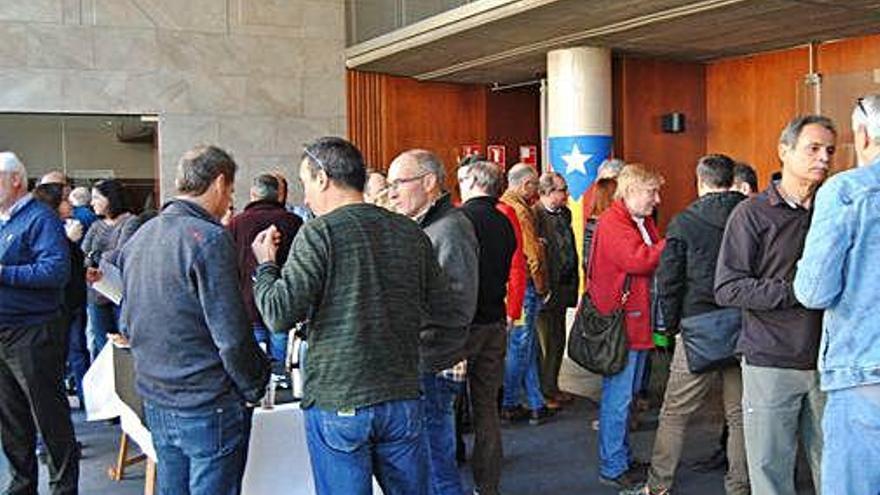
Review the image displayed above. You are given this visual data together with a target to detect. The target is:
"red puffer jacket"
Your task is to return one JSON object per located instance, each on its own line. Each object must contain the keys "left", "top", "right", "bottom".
{"left": 496, "top": 201, "right": 527, "bottom": 320}
{"left": 586, "top": 200, "right": 666, "bottom": 350}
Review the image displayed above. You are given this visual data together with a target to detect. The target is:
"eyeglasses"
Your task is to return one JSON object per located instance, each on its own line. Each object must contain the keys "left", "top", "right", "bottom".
{"left": 388, "top": 172, "right": 430, "bottom": 190}
{"left": 303, "top": 147, "right": 327, "bottom": 172}
{"left": 858, "top": 97, "right": 869, "bottom": 117}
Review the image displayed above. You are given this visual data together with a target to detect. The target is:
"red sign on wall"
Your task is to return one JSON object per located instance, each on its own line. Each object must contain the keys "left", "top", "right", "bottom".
{"left": 519, "top": 145, "right": 537, "bottom": 165}
{"left": 460, "top": 144, "right": 482, "bottom": 160}
{"left": 487, "top": 145, "right": 506, "bottom": 168}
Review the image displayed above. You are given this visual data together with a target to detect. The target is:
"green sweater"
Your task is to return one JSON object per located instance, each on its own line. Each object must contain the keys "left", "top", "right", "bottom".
{"left": 253, "top": 203, "right": 448, "bottom": 410}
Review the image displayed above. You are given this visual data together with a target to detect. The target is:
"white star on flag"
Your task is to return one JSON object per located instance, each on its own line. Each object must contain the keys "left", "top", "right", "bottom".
{"left": 562, "top": 143, "right": 591, "bottom": 175}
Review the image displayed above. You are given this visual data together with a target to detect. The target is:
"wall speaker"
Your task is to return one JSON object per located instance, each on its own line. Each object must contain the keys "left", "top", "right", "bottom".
{"left": 662, "top": 113, "right": 685, "bottom": 133}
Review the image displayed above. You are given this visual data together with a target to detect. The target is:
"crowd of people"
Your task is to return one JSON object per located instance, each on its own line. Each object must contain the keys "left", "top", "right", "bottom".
{"left": 0, "top": 94, "right": 878, "bottom": 495}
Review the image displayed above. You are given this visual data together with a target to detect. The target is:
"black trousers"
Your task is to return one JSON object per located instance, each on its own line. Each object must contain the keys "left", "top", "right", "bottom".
{"left": 465, "top": 320, "right": 507, "bottom": 495}
{"left": 0, "top": 319, "right": 79, "bottom": 495}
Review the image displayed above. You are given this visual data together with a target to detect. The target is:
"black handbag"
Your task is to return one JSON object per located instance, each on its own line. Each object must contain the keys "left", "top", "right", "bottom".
{"left": 567, "top": 278, "right": 631, "bottom": 376}
{"left": 567, "top": 226, "right": 631, "bottom": 376}
{"left": 679, "top": 308, "right": 742, "bottom": 374}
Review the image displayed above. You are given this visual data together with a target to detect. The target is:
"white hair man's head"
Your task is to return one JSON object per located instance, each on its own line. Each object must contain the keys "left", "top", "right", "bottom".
{"left": 0, "top": 152, "right": 29, "bottom": 213}
{"left": 852, "top": 94, "right": 880, "bottom": 167}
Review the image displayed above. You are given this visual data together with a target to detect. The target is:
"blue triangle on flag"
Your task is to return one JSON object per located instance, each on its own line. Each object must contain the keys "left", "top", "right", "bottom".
{"left": 548, "top": 135, "right": 613, "bottom": 200}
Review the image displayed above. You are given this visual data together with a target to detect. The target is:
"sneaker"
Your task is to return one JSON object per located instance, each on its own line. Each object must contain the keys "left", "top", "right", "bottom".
{"left": 619, "top": 483, "right": 671, "bottom": 495}
{"left": 528, "top": 407, "right": 556, "bottom": 426}
{"left": 598, "top": 471, "right": 642, "bottom": 490}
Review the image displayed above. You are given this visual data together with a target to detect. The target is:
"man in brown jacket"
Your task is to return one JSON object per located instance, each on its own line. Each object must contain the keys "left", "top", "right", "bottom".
{"left": 500, "top": 163, "right": 556, "bottom": 422}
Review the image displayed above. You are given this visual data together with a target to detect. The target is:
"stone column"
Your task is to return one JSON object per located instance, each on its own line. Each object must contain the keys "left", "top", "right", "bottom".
{"left": 545, "top": 47, "right": 613, "bottom": 288}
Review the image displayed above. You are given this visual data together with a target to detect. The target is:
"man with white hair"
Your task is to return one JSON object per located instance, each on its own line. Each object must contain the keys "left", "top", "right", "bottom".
{"left": 68, "top": 186, "right": 97, "bottom": 241}
{"left": 794, "top": 95, "right": 880, "bottom": 494}
{"left": 388, "top": 149, "right": 478, "bottom": 495}
{"left": 0, "top": 152, "right": 79, "bottom": 494}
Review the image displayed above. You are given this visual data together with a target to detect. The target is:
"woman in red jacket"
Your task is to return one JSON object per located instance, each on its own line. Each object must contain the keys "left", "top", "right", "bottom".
{"left": 586, "top": 164, "right": 666, "bottom": 490}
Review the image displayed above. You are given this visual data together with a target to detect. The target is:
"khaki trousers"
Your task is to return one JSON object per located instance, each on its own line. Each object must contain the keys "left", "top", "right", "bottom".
{"left": 647, "top": 337, "right": 750, "bottom": 494}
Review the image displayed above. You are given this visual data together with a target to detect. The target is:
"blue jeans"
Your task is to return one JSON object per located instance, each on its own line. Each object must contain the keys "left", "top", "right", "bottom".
{"left": 502, "top": 283, "right": 545, "bottom": 410}
{"left": 66, "top": 306, "right": 90, "bottom": 405}
{"left": 598, "top": 350, "right": 648, "bottom": 479}
{"left": 145, "top": 401, "right": 253, "bottom": 495}
{"left": 822, "top": 383, "right": 880, "bottom": 495}
{"left": 253, "top": 324, "right": 288, "bottom": 363}
{"left": 420, "top": 373, "right": 464, "bottom": 495}
{"left": 303, "top": 398, "right": 427, "bottom": 495}
{"left": 86, "top": 302, "right": 118, "bottom": 360}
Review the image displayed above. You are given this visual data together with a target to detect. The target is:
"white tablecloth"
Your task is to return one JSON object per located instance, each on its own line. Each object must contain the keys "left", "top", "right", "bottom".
{"left": 84, "top": 343, "right": 382, "bottom": 494}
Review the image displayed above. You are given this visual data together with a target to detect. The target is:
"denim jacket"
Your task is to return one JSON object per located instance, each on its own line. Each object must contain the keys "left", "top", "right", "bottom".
{"left": 794, "top": 157, "right": 880, "bottom": 391}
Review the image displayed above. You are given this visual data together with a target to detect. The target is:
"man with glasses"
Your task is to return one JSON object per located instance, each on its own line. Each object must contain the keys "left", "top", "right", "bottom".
{"left": 388, "top": 149, "right": 478, "bottom": 495}
{"left": 499, "top": 164, "right": 554, "bottom": 423}
{"left": 533, "top": 172, "right": 578, "bottom": 406}
{"left": 715, "top": 115, "right": 836, "bottom": 495}
{"left": 252, "top": 137, "right": 450, "bottom": 494}
{"left": 794, "top": 95, "right": 880, "bottom": 494}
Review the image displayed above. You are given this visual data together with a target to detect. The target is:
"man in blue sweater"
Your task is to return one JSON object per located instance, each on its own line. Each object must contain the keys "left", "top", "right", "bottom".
{"left": 119, "top": 145, "right": 270, "bottom": 495}
{"left": 0, "top": 151, "right": 79, "bottom": 495}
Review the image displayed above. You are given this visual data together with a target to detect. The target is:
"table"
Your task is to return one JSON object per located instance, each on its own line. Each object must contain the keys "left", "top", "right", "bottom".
{"left": 84, "top": 343, "right": 382, "bottom": 494}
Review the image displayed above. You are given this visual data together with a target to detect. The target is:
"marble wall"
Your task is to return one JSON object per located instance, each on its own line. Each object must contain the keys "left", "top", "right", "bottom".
{"left": 0, "top": 0, "right": 346, "bottom": 205}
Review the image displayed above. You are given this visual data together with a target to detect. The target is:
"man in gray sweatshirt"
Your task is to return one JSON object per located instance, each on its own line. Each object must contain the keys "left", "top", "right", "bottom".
{"left": 389, "top": 149, "right": 479, "bottom": 495}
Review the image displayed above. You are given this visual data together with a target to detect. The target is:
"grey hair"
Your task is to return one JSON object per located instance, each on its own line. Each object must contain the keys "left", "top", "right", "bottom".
{"left": 597, "top": 158, "right": 625, "bottom": 178}
{"left": 779, "top": 115, "right": 837, "bottom": 148}
{"left": 252, "top": 173, "right": 280, "bottom": 201}
{"left": 852, "top": 94, "right": 880, "bottom": 145}
{"left": 403, "top": 149, "right": 445, "bottom": 189}
{"left": 175, "top": 145, "right": 237, "bottom": 196}
{"left": 538, "top": 171, "right": 564, "bottom": 196}
{"left": 0, "top": 151, "right": 28, "bottom": 185}
{"left": 465, "top": 161, "right": 504, "bottom": 197}
{"left": 68, "top": 186, "right": 91, "bottom": 207}
{"left": 507, "top": 163, "right": 536, "bottom": 186}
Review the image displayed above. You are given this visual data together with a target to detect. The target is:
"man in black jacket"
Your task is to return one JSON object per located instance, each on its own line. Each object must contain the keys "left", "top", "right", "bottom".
{"left": 631, "top": 154, "right": 749, "bottom": 495}
{"left": 457, "top": 160, "right": 516, "bottom": 495}
{"left": 120, "top": 145, "right": 270, "bottom": 495}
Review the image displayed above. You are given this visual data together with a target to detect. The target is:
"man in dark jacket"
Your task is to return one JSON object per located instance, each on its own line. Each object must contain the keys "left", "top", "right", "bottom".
{"left": 458, "top": 160, "right": 516, "bottom": 495}
{"left": 715, "top": 115, "right": 835, "bottom": 495}
{"left": 0, "top": 152, "right": 78, "bottom": 495}
{"left": 533, "top": 171, "right": 578, "bottom": 404}
{"left": 632, "top": 154, "right": 749, "bottom": 495}
{"left": 119, "top": 145, "right": 270, "bottom": 495}
{"left": 228, "top": 173, "right": 302, "bottom": 362}
{"left": 388, "top": 149, "right": 478, "bottom": 495}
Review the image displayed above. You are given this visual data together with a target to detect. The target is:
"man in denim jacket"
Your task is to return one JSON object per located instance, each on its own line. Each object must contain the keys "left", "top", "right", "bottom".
{"left": 794, "top": 94, "right": 880, "bottom": 495}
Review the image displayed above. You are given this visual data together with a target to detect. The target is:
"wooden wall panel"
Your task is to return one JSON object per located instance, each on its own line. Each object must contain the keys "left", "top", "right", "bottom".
{"left": 618, "top": 56, "right": 707, "bottom": 230}
{"left": 819, "top": 33, "right": 880, "bottom": 74}
{"left": 707, "top": 47, "right": 809, "bottom": 188}
{"left": 486, "top": 86, "right": 541, "bottom": 170}
{"left": 347, "top": 69, "right": 487, "bottom": 190}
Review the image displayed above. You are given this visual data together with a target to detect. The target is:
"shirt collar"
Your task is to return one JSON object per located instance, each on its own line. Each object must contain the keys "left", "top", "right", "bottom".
{"left": 768, "top": 181, "right": 811, "bottom": 210}
{"left": 0, "top": 193, "right": 33, "bottom": 223}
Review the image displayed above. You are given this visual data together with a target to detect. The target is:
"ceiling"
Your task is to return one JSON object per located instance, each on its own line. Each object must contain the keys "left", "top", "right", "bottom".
{"left": 345, "top": 0, "right": 880, "bottom": 84}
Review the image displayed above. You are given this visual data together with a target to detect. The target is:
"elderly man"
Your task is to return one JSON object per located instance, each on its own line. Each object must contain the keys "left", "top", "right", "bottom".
{"left": 794, "top": 95, "right": 880, "bottom": 494}
{"left": 630, "top": 155, "right": 749, "bottom": 495}
{"left": 0, "top": 152, "right": 78, "bottom": 494}
{"left": 388, "top": 149, "right": 478, "bottom": 495}
{"left": 499, "top": 164, "right": 553, "bottom": 422}
{"left": 228, "top": 173, "right": 302, "bottom": 363}
{"left": 120, "top": 146, "right": 271, "bottom": 495}
{"left": 588, "top": 163, "right": 666, "bottom": 489}
{"left": 533, "top": 172, "right": 578, "bottom": 404}
{"left": 252, "top": 137, "right": 449, "bottom": 494}
{"left": 716, "top": 115, "right": 836, "bottom": 495}
{"left": 457, "top": 160, "right": 517, "bottom": 495}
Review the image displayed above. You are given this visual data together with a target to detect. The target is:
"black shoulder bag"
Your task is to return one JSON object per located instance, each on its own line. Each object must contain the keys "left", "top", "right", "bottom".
{"left": 567, "top": 228, "right": 630, "bottom": 376}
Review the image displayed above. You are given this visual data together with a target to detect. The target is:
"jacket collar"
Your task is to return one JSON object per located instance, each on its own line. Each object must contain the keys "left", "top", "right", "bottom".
{"left": 161, "top": 198, "right": 220, "bottom": 226}
{"left": 419, "top": 193, "right": 454, "bottom": 228}
{"left": 243, "top": 199, "right": 284, "bottom": 212}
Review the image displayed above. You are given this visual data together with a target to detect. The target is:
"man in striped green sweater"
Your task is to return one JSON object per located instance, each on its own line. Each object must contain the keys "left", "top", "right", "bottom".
{"left": 252, "top": 137, "right": 450, "bottom": 495}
